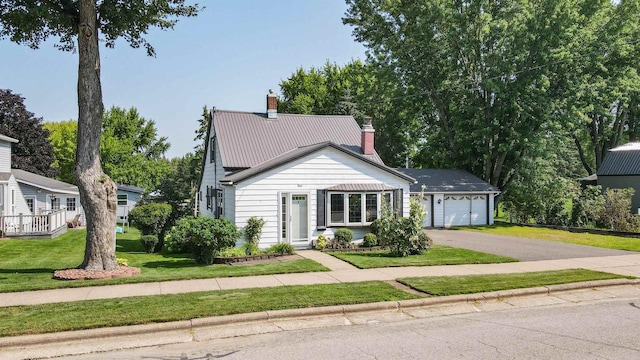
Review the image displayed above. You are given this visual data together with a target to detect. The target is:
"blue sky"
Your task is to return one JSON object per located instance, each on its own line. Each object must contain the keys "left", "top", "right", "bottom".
{"left": 0, "top": 0, "right": 366, "bottom": 159}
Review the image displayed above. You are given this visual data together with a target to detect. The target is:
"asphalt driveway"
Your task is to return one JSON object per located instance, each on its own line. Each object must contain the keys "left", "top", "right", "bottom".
{"left": 425, "top": 229, "right": 635, "bottom": 261}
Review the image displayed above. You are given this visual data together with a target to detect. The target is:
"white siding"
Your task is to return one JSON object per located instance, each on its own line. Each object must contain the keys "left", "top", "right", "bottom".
{"left": 9, "top": 176, "right": 29, "bottom": 216}
{"left": 489, "top": 195, "right": 495, "bottom": 225}
{"left": 198, "top": 122, "right": 229, "bottom": 218}
{"left": 432, "top": 194, "right": 445, "bottom": 227}
{"left": 0, "top": 141, "right": 11, "bottom": 173}
{"left": 231, "top": 147, "right": 412, "bottom": 248}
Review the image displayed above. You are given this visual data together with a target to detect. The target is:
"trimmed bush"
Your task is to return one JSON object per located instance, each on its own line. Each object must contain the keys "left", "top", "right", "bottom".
{"left": 164, "top": 216, "right": 242, "bottom": 264}
{"left": 244, "top": 217, "right": 265, "bottom": 246}
{"left": 140, "top": 235, "right": 159, "bottom": 253}
{"left": 362, "top": 233, "right": 377, "bottom": 247}
{"left": 266, "top": 243, "right": 295, "bottom": 255}
{"left": 129, "top": 203, "right": 172, "bottom": 240}
{"left": 369, "top": 219, "right": 381, "bottom": 237}
{"left": 315, "top": 235, "right": 327, "bottom": 250}
{"left": 334, "top": 228, "right": 354, "bottom": 247}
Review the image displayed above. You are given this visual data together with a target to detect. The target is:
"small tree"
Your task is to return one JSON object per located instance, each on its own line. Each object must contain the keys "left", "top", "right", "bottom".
{"left": 378, "top": 196, "right": 431, "bottom": 257}
{"left": 165, "top": 217, "right": 242, "bottom": 264}
{"left": 128, "top": 203, "right": 172, "bottom": 237}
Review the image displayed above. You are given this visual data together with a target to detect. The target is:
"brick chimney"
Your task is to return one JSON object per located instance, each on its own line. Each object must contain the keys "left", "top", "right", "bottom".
{"left": 267, "top": 89, "right": 277, "bottom": 119}
{"left": 361, "top": 116, "right": 375, "bottom": 155}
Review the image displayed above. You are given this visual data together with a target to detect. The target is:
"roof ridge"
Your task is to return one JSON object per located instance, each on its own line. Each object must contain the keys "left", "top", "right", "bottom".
{"left": 213, "top": 109, "right": 355, "bottom": 118}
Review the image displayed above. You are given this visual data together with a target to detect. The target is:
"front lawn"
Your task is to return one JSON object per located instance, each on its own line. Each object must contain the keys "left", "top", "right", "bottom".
{"left": 0, "top": 228, "right": 328, "bottom": 293}
{"left": 0, "top": 281, "right": 419, "bottom": 337}
{"left": 398, "top": 269, "right": 633, "bottom": 296}
{"left": 328, "top": 245, "right": 517, "bottom": 269}
{"left": 461, "top": 224, "right": 640, "bottom": 252}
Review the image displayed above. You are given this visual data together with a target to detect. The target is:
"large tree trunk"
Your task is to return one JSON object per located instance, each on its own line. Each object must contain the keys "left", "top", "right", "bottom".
{"left": 75, "top": 0, "right": 118, "bottom": 271}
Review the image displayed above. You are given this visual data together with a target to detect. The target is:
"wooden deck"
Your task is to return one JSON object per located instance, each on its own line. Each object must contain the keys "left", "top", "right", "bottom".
{"left": 1, "top": 210, "right": 68, "bottom": 239}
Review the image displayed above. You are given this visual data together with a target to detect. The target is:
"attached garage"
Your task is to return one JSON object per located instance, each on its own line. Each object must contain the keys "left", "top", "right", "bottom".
{"left": 398, "top": 168, "right": 500, "bottom": 228}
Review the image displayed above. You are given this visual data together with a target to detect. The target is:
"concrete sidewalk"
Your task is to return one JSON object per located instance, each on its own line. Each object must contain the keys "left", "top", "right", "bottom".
{"left": 2, "top": 250, "right": 640, "bottom": 307}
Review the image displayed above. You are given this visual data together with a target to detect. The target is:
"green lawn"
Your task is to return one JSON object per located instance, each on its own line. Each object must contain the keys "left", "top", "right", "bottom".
{"left": 0, "top": 228, "right": 328, "bottom": 293}
{"left": 0, "top": 281, "right": 419, "bottom": 337}
{"left": 461, "top": 224, "right": 640, "bottom": 252}
{"left": 399, "top": 269, "right": 633, "bottom": 296}
{"left": 328, "top": 245, "right": 517, "bottom": 269}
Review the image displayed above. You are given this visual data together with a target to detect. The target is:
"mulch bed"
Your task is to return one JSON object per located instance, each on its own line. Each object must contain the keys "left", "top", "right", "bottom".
{"left": 53, "top": 266, "right": 141, "bottom": 281}
{"left": 213, "top": 253, "right": 301, "bottom": 265}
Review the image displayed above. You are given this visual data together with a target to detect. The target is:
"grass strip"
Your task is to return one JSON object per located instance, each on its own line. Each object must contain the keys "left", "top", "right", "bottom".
{"left": 460, "top": 224, "right": 640, "bottom": 252}
{"left": 0, "top": 281, "right": 419, "bottom": 337}
{"left": 398, "top": 269, "right": 634, "bottom": 296}
{"left": 328, "top": 245, "right": 517, "bottom": 269}
{"left": 0, "top": 229, "right": 329, "bottom": 293}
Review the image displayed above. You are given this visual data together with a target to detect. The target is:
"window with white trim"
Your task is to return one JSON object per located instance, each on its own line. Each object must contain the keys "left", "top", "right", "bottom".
{"left": 328, "top": 191, "right": 391, "bottom": 226}
{"left": 26, "top": 197, "right": 35, "bottom": 214}
{"left": 66, "top": 197, "right": 76, "bottom": 211}
{"left": 117, "top": 194, "right": 128, "bottom": 206}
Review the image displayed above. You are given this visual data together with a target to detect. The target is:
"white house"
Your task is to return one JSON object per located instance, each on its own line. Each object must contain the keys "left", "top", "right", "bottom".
{"left": 0, "top": 133, "right": 83, "bottom": 237}
{"left": 396, "top": 168, "right": 500, "bottom": 227}
{"left": 198, "top": 90, "right": 415, "bottom": 249}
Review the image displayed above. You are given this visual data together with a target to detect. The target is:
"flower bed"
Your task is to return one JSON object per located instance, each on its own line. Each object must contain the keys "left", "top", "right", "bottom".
{"left": 213, "top": 253, "right": 288, "bottom": 265}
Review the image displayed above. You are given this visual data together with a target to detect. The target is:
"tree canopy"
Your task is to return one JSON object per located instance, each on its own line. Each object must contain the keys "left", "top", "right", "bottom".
{"left": 0, "top": 89, "right": 57, "bottom": 177}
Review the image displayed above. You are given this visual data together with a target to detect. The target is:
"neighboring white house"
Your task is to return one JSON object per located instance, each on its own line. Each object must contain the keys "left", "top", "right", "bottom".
{"left": 396, "top": 168, "right": 500, "bottom": 227}
{"left": 116, "top": 183, "right": 145, "bottom": 225}
{"left": 0, "top": 133, "right": 83, "bottom": 237}
{"left": 198, "top": 90, "right": 415, "bottom": 249}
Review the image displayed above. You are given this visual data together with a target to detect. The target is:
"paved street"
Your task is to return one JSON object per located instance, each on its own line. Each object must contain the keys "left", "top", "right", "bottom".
{"left": 426, "top": 229, "right": 634, "bottom": 261}
{"left": 57, "top": 290, "right": 640, "bottom": 360}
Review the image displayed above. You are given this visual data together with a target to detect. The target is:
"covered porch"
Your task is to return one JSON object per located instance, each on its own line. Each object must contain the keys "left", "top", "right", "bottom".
{"left": 1, "top": 210, "right": 68, "bottom": 239}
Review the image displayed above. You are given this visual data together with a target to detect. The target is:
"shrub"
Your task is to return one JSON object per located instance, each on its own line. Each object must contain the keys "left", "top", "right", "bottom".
{"left": 369, "top": 219, "right": 381, "bottom": 237}
{"left": 215, "top": 247, "right": 246, "bottom": 258}
{"left": 241, "top": 242, "right": 260, "bottom": 256}
{"left": 140, "top": 235, "right": 159, "bottom": 253}
{"left": 334, "top": 228, "right": 354, "bottom": 247}
{"left": 244, "top": 217, "right": 265, "bottom": 246}
{"left": 128, "top": 203, "right": 172, "bottom": 239}
{"left": 266, "top": 243, "right": 295, "bottom": 255}
{"left": 378, "top": 197, "right": 431, "bottom": 257}
{"left": 164, "top": 216, "right": 242, "bottom": 264}
{"left": 315, "top": 235, "right": 327, "bottom": 250}
{"left": 362, "top": 233, "right": 377, "bottom": 247}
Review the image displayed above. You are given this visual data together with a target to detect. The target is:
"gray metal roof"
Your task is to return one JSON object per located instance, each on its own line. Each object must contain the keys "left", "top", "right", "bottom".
{"left": 117, "top": 184, "right": 145, "bottom": 194}
{"left": 12, "top": 169, "right": 79, "bottom": 194}
{"left": 325, "top": 183, "right": 396, "bottom": 191}
{"left": 396, "top": 168, "right": 500, "bottom": 193}
{"left": 597, "top": 143, "right": 640, "bottom": 176}
{"left": 0, "top": 134, "right": 18, "bottom": 143}
{"left": 220, "top": 142, "right": 415, "bottom": 185}
{"left": 212, "top": 110, "right": 382, "bottom": 169}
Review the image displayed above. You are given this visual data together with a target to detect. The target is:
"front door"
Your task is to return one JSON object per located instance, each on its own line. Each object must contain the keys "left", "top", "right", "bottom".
{"left": 280, "top": 193, "right": 309, "bottom": 244}
{"left": 291, "top": 195, "right": 308, "bottom": 242}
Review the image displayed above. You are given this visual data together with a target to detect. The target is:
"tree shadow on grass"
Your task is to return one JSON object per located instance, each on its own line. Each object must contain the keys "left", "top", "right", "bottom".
{"left": 0, "top": 267, "right": 56, "bottom": 274}
{"left": 142, "top": 259, "right": 202, "bottom": 269}
{"left": 116, "top": 238, "right": 145, "bottom": 253}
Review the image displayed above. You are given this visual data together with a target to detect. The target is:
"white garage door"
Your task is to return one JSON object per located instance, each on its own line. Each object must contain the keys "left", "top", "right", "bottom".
{"left": 420, "top": 195, "right": 432, "bottom": 227}
{"left": 471, "top": 195, "right": 488, "bottom": 225}
{"left": 444, "top": 195, "right": 471, "bottom": 227}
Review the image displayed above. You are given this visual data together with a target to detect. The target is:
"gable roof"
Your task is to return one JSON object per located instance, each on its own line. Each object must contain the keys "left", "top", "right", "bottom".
{"left": 597, "top": 142, "right": 640, "bottom": 176}
{"left": 220, "top": 142, "right": 415, "bottom": 185}
{"left": 117, "top": 184, "right": 145, "bottom": 194}
{"left": 0, "top": 134, "right": 18, "bottom": 143}
{"left": 12, "top": 169, "right": 79, "bottom": 195}
{"left": 212, "top": 110, "right": 382, "bottom": 169}
{"left": 396, "top": 168, "right": 500, "bottom": 193}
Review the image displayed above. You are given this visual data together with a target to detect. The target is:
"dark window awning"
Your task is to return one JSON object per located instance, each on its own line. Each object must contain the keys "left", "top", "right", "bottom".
{"left": 325, "top": 183, "right": 396, "bottom": 192}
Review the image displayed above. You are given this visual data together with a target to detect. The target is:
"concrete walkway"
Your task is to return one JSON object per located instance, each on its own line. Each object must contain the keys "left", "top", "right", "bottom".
{"left": 2, "top": 250, "right": 640, "bottom": 308}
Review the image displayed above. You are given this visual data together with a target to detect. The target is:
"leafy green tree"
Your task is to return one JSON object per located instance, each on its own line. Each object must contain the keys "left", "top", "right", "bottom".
{"left": 344, "top": 0, "right": 600, "bottom": 188}
{"left": 0, "top": 0, "right": 199, "bottom": 271}
{"left": 101, "top": 106, "right": 171, "bottom": 191}
{"left": 0, "top": 89, "right": 57, "bottom": 177}
{"left": 156, "top": 153, "right": 200, "bottom": 223}
{"left": 46, "top": 108, "right": 172, "bottom": 191}
{"left": 558, "top": 1, "right": 640, "bottom": 174}
{"left": 44, "top": 120, "right": 78, "bottom": 184}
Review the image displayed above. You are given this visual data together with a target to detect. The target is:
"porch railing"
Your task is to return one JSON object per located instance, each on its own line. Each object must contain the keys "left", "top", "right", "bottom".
{"left": 1, "top": 210, "right": 67, "bottom": 236}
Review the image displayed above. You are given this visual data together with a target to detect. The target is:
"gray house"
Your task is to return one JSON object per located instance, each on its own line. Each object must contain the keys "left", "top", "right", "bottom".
{"left": 597, "top": 142, "right": 640, "bottom": 214}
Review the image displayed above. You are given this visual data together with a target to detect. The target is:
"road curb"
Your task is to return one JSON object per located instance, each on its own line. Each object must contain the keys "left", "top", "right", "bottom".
{"left": 2, "top": 278, "right": 638, "bottom": 351}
